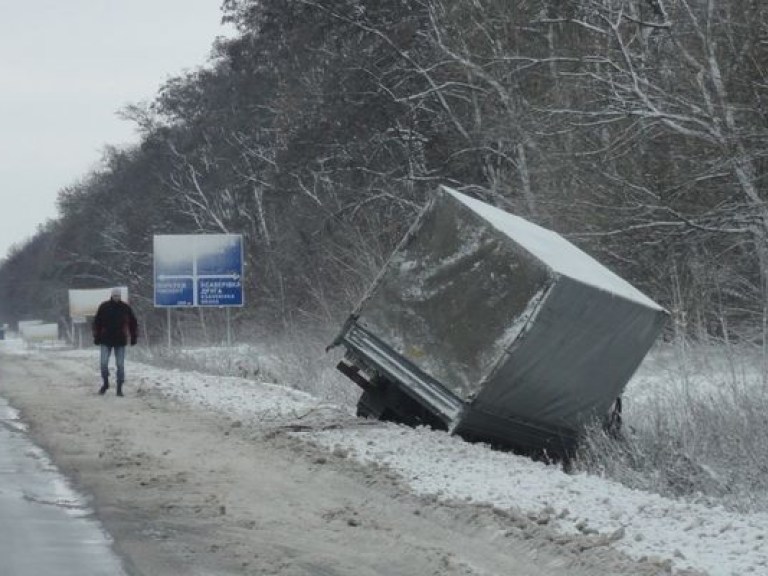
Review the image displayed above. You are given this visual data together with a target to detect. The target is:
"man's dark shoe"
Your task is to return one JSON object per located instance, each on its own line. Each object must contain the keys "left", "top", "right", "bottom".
{"left": 116, "top": 383, "right": 124, "bottom": 397}
{"left": 98, "top": 383, "right": 109, "bottom": 395}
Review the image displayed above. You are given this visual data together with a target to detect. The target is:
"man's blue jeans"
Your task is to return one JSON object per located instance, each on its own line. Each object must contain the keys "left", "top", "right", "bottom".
{"left": 100, "top": 345, "right": 126, "bottom": 384}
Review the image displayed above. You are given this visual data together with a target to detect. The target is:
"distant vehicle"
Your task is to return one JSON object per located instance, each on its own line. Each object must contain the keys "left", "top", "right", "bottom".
{"left": 330, "top": 186, "right": 667, "bottom": 458}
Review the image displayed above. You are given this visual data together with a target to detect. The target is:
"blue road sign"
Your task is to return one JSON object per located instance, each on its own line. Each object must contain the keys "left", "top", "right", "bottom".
{"left": 154, "top": 235, "right": 244, "bottom": 307}
{"left": 155, "top": 278, "right": 194, "bottom": 307}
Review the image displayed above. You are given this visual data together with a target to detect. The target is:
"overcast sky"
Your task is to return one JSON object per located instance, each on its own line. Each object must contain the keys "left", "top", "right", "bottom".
{"left": 0, "top": 0, "right": 232, "bottom": 261}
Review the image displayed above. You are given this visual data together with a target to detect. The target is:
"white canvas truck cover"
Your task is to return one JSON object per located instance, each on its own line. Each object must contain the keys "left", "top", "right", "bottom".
{"left": 338, "top": 186, "right": 667, "bottom": 453}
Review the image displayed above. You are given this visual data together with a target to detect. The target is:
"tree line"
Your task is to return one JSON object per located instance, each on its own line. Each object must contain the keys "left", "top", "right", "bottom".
{"left": 1, "top": 0, "right": 766, "bottom": 346}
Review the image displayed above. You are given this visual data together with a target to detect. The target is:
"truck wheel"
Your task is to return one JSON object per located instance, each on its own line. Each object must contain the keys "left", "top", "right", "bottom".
{"left": 356, "top": 400, "right": 373, "bottom": 418}
{"left": 356, "top": 390, "right": 385, "bottom": 419}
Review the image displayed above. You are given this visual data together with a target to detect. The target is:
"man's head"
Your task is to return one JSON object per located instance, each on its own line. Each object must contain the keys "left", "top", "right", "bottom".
{"left": 111, "top": 287, "right": 122, "bottom": 301}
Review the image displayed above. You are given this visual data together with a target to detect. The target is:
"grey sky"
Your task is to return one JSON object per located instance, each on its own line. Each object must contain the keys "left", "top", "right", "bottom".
{"left": 0, "top": 0, "right": 231, "bottom": 260}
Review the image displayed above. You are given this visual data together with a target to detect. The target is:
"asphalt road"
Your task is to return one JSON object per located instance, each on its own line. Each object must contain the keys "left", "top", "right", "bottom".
{"left": 0, "top": 396, "right": 127, "bottom": 576}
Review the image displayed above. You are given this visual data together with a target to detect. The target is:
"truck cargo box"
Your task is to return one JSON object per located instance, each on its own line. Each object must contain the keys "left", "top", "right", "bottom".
{"left": 331, "top": 186, "right": 667, "bottom": 456}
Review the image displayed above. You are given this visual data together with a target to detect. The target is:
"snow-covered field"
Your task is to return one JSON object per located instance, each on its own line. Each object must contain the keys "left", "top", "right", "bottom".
{"left": 3, "top": 337, "right": 767, "bottom": 575}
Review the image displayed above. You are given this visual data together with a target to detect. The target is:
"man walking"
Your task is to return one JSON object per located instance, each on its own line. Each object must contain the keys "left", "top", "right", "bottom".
{"left": 92, "top": 288, "right": 138, "bottom": 396}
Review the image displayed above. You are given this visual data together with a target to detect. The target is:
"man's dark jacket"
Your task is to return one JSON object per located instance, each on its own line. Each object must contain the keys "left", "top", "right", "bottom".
{"left": 92, "top": 300, "right": 138, "bottom": 347}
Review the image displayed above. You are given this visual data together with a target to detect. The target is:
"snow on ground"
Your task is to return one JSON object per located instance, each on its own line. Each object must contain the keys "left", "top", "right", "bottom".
{"left": 2, "top": 338, "right": 767, "bottom": 575}
{"left": 625, "top": 343, "right": 767, "bottom": 409}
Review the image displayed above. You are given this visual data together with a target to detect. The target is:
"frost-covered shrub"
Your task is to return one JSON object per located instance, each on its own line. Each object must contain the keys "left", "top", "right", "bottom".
{"left": 135, "top": 325, "right": 358, "bottom": 408}
{"left": 573, "top": 343, "right": 768, "bottom": 513}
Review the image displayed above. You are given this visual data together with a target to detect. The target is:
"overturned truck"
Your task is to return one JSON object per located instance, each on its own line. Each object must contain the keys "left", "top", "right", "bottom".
{"left": 331, "top": 186, "right": 667, "bottom": 457}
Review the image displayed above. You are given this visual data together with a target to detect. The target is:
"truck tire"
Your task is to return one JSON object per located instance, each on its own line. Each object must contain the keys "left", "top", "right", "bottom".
{"left": 356, "top": 390, "right": 385, "bottom": 419}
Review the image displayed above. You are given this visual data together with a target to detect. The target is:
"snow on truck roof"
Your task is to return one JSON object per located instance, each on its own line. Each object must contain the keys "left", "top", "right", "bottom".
{"left": 442, "top": 187, "right": 664, "bottom": 311}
